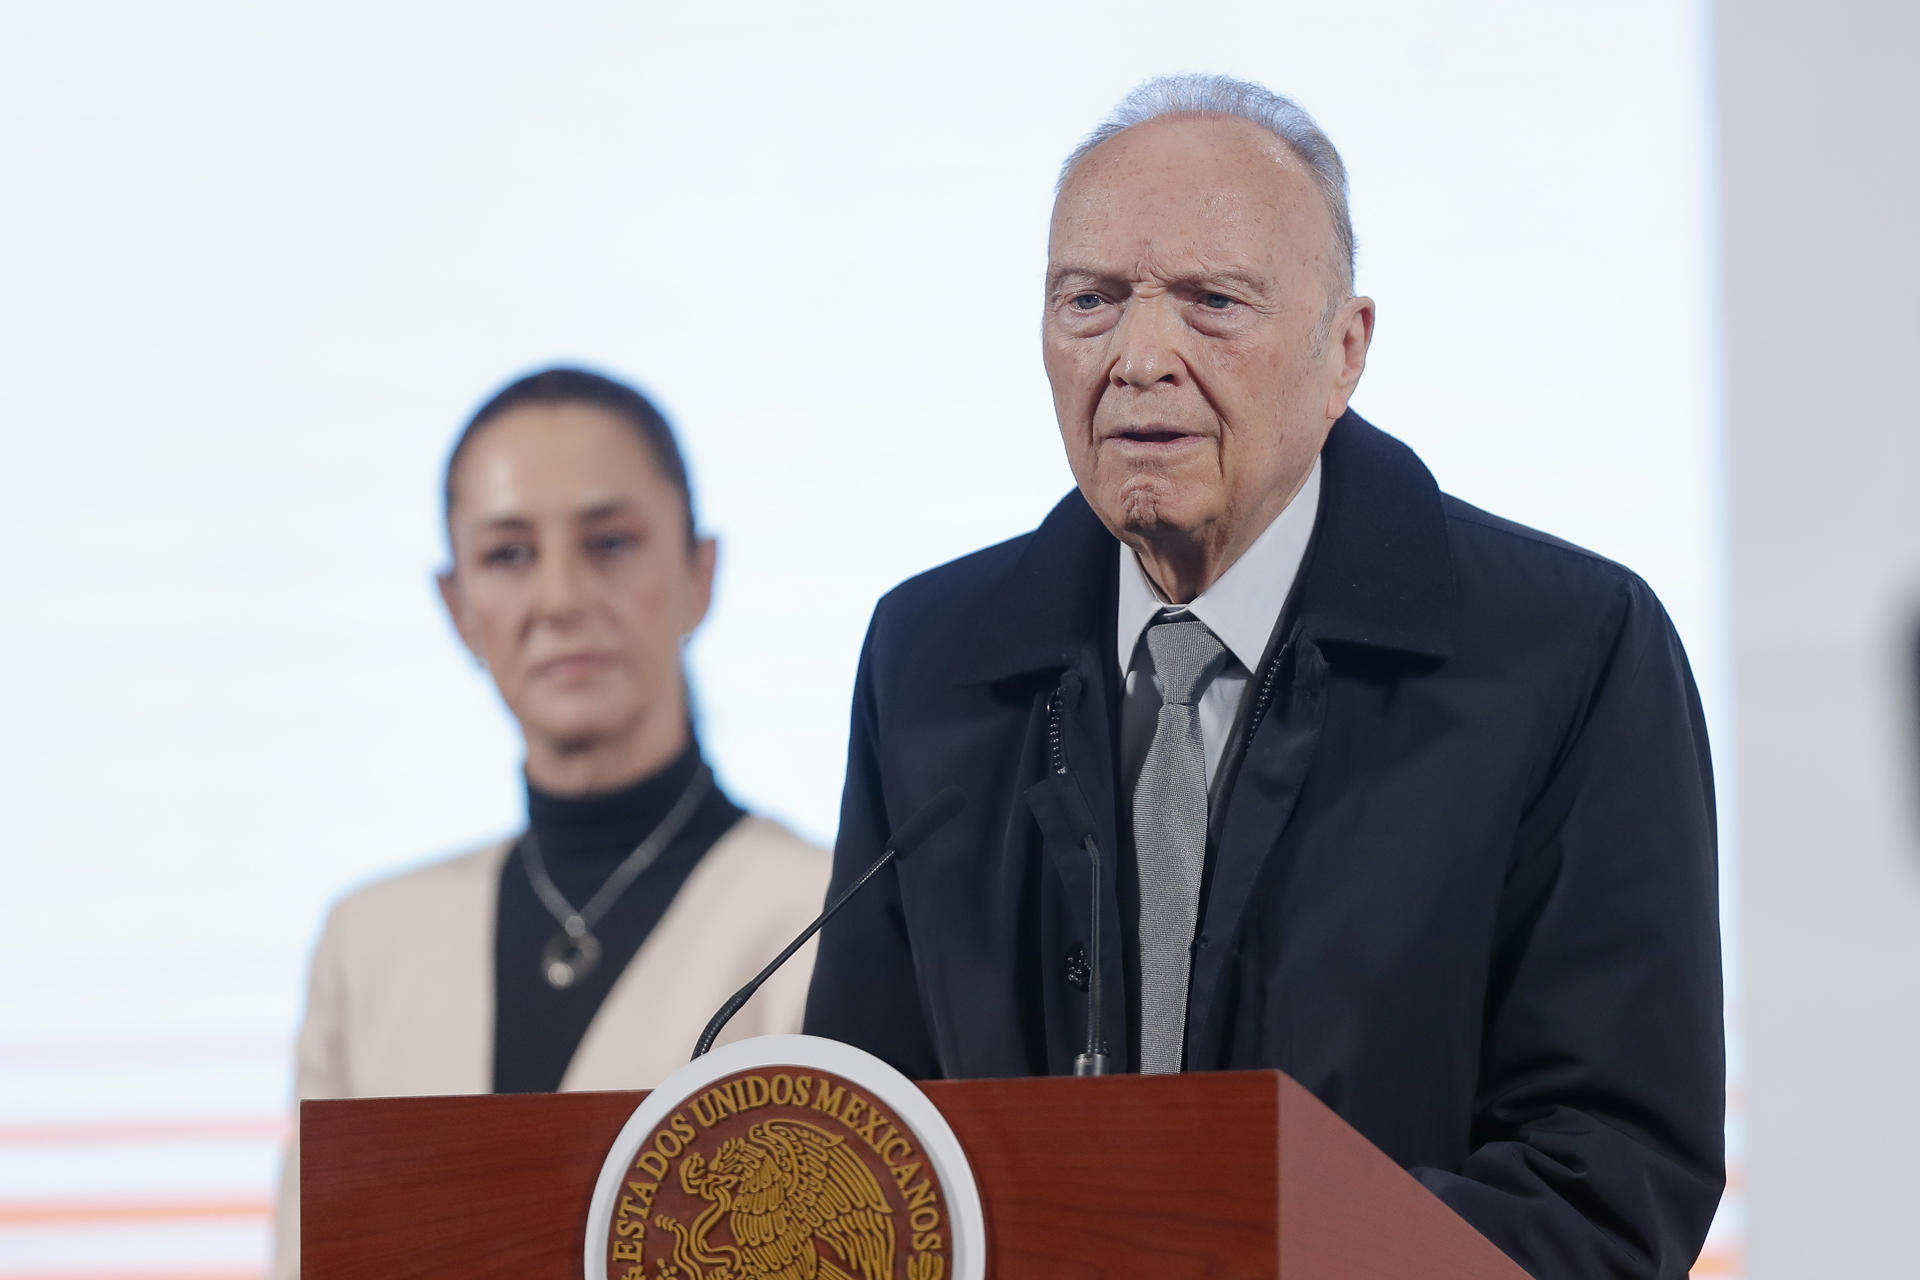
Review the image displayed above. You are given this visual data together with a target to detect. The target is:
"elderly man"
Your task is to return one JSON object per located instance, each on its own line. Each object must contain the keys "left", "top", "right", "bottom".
{"left": 805, "top": 74, "right": 1723, "bottom": 1278}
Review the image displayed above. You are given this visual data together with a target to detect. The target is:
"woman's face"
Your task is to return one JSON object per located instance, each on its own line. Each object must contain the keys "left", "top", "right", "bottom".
{"left": 438, "top": 402, "right": 714, "bottom": 765}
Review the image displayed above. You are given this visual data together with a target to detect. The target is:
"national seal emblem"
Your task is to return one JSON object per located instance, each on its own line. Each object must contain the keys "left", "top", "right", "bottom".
{"left": 584, "top": 1036, "right": 984, "bottom": 1280}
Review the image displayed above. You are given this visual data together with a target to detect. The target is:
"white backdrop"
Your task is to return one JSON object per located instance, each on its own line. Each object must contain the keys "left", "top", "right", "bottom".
{"left": 0, "top": 2, "right": 1730, "bottom": 1274}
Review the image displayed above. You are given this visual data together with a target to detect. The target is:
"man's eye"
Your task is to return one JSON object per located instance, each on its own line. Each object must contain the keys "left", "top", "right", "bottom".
{"left": 1199, "top": 292, "right": 1235, "bottom": 310}
{"left": 1070, "top": 293, "right": 1105, "bottom": 311}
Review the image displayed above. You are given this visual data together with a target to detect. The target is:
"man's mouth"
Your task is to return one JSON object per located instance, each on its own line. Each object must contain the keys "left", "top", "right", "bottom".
{"left": 1109, "top": 426, "right": 1204, "bottom": 448}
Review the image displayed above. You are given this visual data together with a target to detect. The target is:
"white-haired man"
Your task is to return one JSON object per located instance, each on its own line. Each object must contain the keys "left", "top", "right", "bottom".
{"left": 807, "top": 74, "right": 1724, "bottom": 1279}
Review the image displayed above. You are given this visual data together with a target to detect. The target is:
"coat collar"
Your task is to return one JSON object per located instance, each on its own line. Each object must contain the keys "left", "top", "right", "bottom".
{"left": 951, "top": 410, "right": 1455, "bottom": 686}
{"left": 949, "top": 485, "right": 1116, "bottom": 686}
{"left": 1296, "top": 411, "right": 1455, "bottom": 660}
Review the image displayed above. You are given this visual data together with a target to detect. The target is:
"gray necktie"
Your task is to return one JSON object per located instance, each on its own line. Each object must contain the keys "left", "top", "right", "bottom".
{"left": 1133, "top": 616, "right": 1229, "bottom": 1075}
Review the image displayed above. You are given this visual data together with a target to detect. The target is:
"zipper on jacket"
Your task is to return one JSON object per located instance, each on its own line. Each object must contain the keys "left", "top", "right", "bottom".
{"left": 1241, "top": 637, "right": 1294, "bottom": 749}
{"left": 1047, "top": 686, "right": 1069, "bottom": 774}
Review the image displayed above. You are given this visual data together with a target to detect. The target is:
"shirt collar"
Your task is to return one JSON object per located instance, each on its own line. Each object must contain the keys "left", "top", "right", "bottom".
{"left": 1116, "top": 455, "right": 1323, "bottom": 675}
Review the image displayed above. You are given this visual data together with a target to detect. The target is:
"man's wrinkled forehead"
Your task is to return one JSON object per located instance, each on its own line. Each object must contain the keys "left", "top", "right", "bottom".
{"left": 1047, "top": 115, "right": 1329, "bottom": 265}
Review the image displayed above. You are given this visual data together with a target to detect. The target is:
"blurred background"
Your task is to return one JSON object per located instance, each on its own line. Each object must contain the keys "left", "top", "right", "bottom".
{"left": 1, "top": 1, "right": 1913, "bottom": 1276}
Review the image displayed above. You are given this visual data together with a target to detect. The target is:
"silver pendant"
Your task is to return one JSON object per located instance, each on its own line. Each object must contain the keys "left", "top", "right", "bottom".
{"left": 541, "top": 917, "right": 601, "bottom": 990}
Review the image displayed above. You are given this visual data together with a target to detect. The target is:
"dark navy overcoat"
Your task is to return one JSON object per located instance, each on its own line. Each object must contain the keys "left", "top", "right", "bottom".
{"left": 805, "top": 412, "right": 1724, "bottom": 1279}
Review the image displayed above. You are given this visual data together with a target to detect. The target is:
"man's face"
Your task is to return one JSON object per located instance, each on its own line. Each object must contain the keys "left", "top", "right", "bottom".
{"left": 1043, "top": 114, "right": 1371, "bottom": 581}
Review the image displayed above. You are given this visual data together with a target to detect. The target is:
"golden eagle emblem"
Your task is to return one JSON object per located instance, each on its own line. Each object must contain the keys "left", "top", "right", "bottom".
{"left": 655, "top": 1119, "right": 896, "bottom": 1280}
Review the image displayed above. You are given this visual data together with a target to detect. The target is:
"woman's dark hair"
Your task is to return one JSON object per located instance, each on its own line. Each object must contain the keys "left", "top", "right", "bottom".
{"left": 443, "top": 366, "right": 698, "bottom": 546}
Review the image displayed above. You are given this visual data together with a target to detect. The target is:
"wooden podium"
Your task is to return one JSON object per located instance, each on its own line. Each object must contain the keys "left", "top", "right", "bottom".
{"left": 302, "top": 1069, "right": 1527, "bottom": 1278}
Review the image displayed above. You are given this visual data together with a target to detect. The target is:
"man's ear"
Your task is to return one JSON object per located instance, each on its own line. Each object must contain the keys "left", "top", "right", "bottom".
{"left": 1324, "top": 294, "right": 1376, "bottom": 421}
{"left": 683, "top": 537, "right": 718, "bottom": 637}
{"left": 436, "top": 568, "right": 484, "bottom": 663}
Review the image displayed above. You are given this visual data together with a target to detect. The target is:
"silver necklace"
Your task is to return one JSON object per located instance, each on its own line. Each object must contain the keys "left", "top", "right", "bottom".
{"left": 520, "top": 763, "right": 713, "bottom": 990}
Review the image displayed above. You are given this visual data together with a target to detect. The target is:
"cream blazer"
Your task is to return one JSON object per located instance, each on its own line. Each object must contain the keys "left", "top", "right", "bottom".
{"left": 270, "top": 814, "right": 828, "bottom": 1279}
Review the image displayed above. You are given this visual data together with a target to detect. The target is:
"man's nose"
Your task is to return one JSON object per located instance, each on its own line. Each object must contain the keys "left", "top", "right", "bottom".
{"left": 1109, "top": 296, "right": 1185, "bottom": 389}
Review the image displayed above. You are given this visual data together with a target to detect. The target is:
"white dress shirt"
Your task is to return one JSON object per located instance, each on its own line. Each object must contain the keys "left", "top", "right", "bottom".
{"left": 1118, "top": 457, "right": 1322, "bottom": 798}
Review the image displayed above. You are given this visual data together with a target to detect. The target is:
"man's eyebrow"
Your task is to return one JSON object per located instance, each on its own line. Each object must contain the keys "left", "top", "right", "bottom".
{"left": 1145, "top": 264, "right": 1274, "bottom": 296}
{"left": 1045, "top": 264, "right": 1119, "bottom": 292}
{"left": 1045, "top": 264, "right": 1272, "bottom": 293}
{"left": 1185, "top": 266, "right": 1269, "bottom": 293}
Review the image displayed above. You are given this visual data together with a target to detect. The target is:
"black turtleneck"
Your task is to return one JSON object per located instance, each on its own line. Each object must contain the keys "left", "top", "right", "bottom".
{"left": 492, "top": 743, "right": 744, "bottom": 1094}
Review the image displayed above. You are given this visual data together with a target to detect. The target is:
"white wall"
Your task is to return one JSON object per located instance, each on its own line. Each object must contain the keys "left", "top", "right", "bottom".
{"left": 1720, "top": 2, "right": 1920, "bottom": 1274}
{"left": 0, "top": 3, "right": 1729, "bottom": 1274}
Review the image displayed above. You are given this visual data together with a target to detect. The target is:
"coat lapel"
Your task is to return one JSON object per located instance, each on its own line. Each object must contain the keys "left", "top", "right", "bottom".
{"left": 1183, "top": 413, "right": 1457, "bottom": 1064}
{"left": 945, "top": 490, "right": 1129, "bottom": 1075}
{"left": 1186, "top": 638, "right": 1330, "bottom": 1057}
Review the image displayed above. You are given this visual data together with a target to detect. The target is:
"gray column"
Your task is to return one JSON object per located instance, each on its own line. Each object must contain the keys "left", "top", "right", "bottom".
{"left": 1720, "top": 2, "right": 1920, "bottom": 1273}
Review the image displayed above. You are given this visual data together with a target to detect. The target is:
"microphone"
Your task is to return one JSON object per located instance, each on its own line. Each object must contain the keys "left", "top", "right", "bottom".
{"left": 1059, "top": 785, "right": 1110, "bottom": 1077}
{"left": 691, "top": 786, "right": 967, "bottom": 1059}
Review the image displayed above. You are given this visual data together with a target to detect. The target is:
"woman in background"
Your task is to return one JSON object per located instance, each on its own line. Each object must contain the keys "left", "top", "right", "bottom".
{"left": 272, "top": 367, "right": 827, "bottom": 1275}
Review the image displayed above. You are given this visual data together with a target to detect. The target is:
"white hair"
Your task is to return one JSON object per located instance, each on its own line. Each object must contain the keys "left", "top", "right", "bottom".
{"left": 1058, "top": 73, "right": 1356, "bottom": 292}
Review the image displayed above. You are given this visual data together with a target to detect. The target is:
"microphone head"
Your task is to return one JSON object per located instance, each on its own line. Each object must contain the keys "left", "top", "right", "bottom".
{"left": 887, "top": 786, "right": 966, "bottom": 859}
